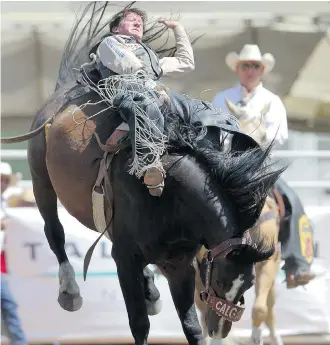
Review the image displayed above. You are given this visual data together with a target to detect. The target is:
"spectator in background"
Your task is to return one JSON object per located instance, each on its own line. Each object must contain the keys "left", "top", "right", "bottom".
{"left": 1, "top": 162, "right": 28, "bottom": 345}
{"left": 212, "top": 43, "right": 288, "bottom": 148}
{"left": 7, "top": 189, "right": 36, "bottom": 208}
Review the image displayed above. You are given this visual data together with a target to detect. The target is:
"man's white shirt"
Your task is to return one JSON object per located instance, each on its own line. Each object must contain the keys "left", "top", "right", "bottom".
{"left": 0, "top": 187, "right": 22, "bottom": 251}
{"left": 212, "top": 83, "right": 288, "bottom": 147}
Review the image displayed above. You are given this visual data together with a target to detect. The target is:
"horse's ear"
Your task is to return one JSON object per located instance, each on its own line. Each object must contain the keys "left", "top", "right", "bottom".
{"left": 231, "top": 131, "right": 260, "bottom": 152}
{"left": 225, "top": 98, "right": 245, "bottom": 119}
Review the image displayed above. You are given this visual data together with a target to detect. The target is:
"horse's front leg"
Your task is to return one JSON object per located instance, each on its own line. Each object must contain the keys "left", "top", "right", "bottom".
{"left": 112, "top": 245, "right": 150, "bottom": 345}
{"left": 162, "top": 262, "right": 204, "bottom": 345}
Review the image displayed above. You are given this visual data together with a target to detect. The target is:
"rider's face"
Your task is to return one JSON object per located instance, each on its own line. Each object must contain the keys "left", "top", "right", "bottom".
{"left": 236, "top": 61, "right": 264, "bottom": 92}
{"left": 113, "top": 12, "right": 144, "bottom": 41}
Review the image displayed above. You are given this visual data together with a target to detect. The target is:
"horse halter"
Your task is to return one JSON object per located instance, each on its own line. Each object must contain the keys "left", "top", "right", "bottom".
{"left": 200, "top": 237, "right": 248, "bottom": 323}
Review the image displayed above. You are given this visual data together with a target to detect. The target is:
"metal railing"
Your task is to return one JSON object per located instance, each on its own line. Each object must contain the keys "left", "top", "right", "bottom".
{"left": 2, "top": 149, "right": 330, "bottom": 189}
{"left": 3, "top": 149, "right": 330, "bottom": 159}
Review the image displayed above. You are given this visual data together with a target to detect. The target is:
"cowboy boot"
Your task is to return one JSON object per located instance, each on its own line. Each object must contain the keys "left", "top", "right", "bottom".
{"left": 285, "top": 267, "right": 316, "bottom": 289}
{"left": 282, "top": 259, "right": 316, "bottom": 289}
{"left": 144, "top": 165, "right": 166, "bottom": 197}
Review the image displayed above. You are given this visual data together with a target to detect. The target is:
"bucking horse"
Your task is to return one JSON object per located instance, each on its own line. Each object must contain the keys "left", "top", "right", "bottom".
{"left": 1, "top": 2, "right": 285, "bottom": 344}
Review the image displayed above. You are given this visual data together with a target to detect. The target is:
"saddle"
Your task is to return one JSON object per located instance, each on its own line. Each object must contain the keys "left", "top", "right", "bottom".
{"left": 271, "top": 178, "right": 307, "bottom": 242}
{"left": 269, "top": 185, "right": 287, "bottom": 234}
{"left": 261, "top": 178, "right": 311, "bottom": 249}
{"left": 273, "top": 178, "right": 315, "bottom": 287}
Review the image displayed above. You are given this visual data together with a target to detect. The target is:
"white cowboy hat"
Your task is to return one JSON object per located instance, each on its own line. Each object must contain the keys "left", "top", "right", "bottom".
{"left": 0, "top": 162, "right": 22, "bottom": 186}
{"left": 0, "top": 162, "right": 12, "bottom": 176}
{"left": 225, "top": 44, "right": 275, "bottom": 74}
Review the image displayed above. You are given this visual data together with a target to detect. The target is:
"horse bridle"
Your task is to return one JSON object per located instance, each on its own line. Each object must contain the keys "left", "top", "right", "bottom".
{"left": 199, "top": 199, "right": 279, "bottom": 322}
{"left": 199, "top": 237, "right": 250, "bottom": 323}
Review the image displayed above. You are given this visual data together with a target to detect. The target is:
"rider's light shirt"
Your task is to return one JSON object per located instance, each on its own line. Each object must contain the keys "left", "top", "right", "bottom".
{"left": 212, "top": 83, "right": 288, "bottom": 146}
{"left": 96, "top": 24, "right": 195, "bottom": 131}
{"left": 96, "top": 24, "right": 195, "bottom": 79}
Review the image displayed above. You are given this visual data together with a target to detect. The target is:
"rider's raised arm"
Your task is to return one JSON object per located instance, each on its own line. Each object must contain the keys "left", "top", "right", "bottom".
{"left": 264, "top": 96, "right": 288, "bottom": 147}
{"left": 97, "top": 36, "right": 143, "bottom": 75}
{"left": 159, "top": 23, "right": 195, "bottom": 76}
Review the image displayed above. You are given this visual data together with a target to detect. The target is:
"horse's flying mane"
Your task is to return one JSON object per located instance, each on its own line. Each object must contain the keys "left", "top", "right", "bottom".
{"left": 164, "top": 112, "right": 285, "bottom": 234}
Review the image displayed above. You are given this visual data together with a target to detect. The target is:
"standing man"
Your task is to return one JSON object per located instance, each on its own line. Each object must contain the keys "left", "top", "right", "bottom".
{"left": 1, "top": 162, "right": 28, "bottom": 345}
{"left": 212, "top": 44, "right": 288, "bottom": 148}
{"left": 212, "top": 44, "right": 315, "bottom": 288}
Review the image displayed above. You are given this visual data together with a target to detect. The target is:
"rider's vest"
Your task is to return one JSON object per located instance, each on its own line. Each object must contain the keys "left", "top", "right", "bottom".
{"left": 92, "top": 34, "right": 163, "bottom": 80}
{"left": 126, "top": 39, "right": 163, "bottom": 80}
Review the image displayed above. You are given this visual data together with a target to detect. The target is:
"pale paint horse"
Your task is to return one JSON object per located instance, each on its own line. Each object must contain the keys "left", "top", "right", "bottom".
{"left": 194, "top": 99, "right": 284, "bottom": 345}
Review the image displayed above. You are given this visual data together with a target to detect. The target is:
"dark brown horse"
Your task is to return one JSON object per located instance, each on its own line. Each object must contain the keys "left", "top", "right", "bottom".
{"left": 1, "top": 82, "right": 284, "bottom": 344}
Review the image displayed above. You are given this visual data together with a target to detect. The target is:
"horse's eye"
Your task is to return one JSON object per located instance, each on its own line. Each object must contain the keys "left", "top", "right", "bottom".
{"left": 216, "top": 280, "right": 223, "bottom": 289}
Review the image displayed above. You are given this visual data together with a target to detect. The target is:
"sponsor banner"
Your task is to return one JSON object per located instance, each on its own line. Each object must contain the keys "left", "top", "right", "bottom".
{"left": 3, "top": 206, "right": 330, "bottom": 343}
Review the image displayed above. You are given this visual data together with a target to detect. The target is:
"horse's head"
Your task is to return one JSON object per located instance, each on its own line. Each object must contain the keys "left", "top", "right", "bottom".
{"left": 225, "top": 98, "right": 271, "bottom": 146}
{"left": 164, "top": 113, "right": 284, "bottom": 339}
{"left": 197, "top": 227, "right": 273, "bottom": 338}
{"left": 191, "top": 144, "right": 278, "bottom": 339}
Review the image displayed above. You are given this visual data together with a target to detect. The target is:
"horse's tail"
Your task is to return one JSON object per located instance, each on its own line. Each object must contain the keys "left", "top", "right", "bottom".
{"left": 1, "top": 117, "right": 53, "bottom": 144}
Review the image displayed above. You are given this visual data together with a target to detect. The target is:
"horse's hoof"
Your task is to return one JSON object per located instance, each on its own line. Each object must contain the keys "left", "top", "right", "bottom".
{"left": 246, "top": 327, "right": 263, "bottom": 345}
{"left": 270, "top": 335, "right": 284, "bottom": 345}
{"left": 146, "top": 298, "right": 162, "bottom": 316}
{"left": 246, "top": 338, "right": 263, "bottom": 345}
{"left": 58, "top": 292, "right": 83, "bottom": 312}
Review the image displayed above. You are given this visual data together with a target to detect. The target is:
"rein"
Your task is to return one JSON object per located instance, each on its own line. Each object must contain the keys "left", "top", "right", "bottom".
{"left": 83, "top": 132, "right": 130, "bottom": 281}
{"left": 83, "top": 132, "right": 183, "bottom": 281}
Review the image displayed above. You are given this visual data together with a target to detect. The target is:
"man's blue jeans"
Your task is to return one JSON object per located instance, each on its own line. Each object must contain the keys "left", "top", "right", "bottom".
{"left": 1, "top": 275, "right": 27, "bottom": 345}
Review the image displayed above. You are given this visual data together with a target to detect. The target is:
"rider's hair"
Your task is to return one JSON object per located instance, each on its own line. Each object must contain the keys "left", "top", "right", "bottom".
{"left": 109, "top": 7, "right": 147, "bottom": 33}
